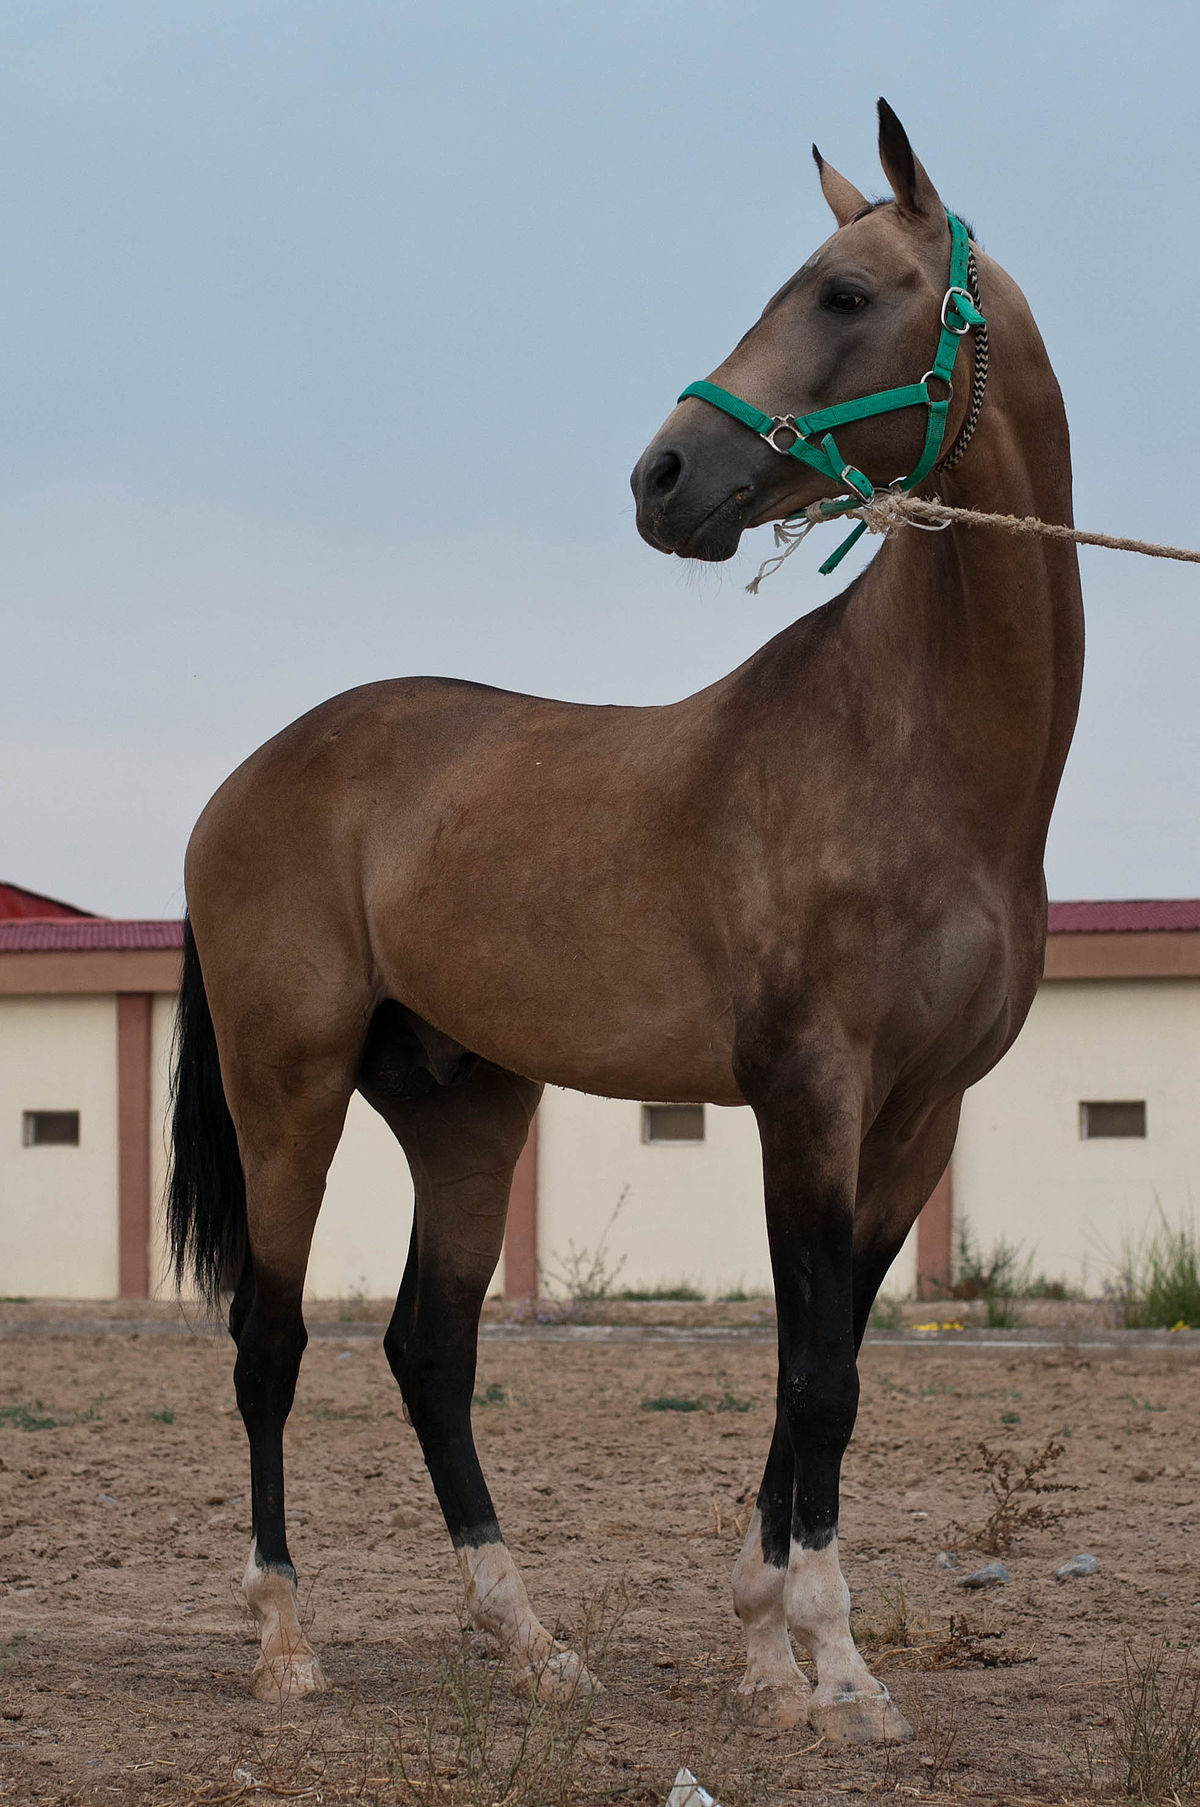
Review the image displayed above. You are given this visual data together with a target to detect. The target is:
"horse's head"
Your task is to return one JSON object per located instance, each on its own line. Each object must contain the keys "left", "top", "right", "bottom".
{"left": 631, "top": 101, "right": 970, "bottom": 562}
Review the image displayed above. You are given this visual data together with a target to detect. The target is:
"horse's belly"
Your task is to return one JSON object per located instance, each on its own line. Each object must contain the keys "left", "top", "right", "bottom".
{"left": 374, "top": 915, "right": 743, "bottom": 1105}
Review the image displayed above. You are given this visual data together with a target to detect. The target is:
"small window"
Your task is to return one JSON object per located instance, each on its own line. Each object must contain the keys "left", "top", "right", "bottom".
{"left": 1080, "top": 1101, "right": 1146, "bottom": 1140}
{"left": 642, "top": 1103, "right": 705, "bottom": 1144}
{"left": 22, "top": 1110, "right": 80, "bottom": 1147}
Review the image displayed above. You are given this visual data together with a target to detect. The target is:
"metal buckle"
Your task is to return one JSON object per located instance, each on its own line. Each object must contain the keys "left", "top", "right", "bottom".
{"left": 940, "top": 286, "right": 973, "bottom": 334}
{"left": 839, "top": 464, "right": 872, "bottom": 502}
{"left": 763, "top": 417, "right": 800, "bottom": 454}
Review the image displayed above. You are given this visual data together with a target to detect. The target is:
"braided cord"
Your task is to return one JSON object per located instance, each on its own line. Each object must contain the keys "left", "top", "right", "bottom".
{"left": 936, "top": 248, "right": 988, "bottom": 473}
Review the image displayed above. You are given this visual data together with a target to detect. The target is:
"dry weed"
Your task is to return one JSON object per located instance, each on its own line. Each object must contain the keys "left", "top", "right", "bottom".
{"left": 1109, "top": 1637, "right": 1200, "bottom": 1800}
{"left": 956, "top": 1436, "right": 1077, "bottom": 1554}
{"left": 391, "top": 1580, "right": 627, "bottom": 1807}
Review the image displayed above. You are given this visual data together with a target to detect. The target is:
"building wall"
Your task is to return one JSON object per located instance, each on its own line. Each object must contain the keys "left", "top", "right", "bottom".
{"left": 0, "top": 995, "right": 120, "bottom": 1296}
{"left": 4, "top": 967, "right": 1196, "bottom": 1305}
{"left": 535, "top": 1088, "right": 918, "bottom": 1300}
{"left": 954, "top": 977, "right": 1200, "bottom": 1290}
{"left": 307, "top": 1095, "right": 416, "bottom": 1301}
{"left": 148, "top": 996, "right": 418, "bottom": 1303}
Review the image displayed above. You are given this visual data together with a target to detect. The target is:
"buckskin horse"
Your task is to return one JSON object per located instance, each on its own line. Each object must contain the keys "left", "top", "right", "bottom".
{"left": 168, "top": 100, "right": 1082, "bottom": 1743}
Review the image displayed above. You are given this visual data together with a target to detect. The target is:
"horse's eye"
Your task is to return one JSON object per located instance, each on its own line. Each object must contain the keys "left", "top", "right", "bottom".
{"left": 824, "top": 289, "right": 868, "bottom": 315}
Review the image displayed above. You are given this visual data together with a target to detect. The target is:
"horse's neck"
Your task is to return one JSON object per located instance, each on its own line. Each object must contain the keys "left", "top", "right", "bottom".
{"left": 848, "top": 335, "right": 1084, "bottom": 855}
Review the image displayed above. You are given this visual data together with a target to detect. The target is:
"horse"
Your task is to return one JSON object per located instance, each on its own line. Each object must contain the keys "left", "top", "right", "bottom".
{"left": 168, "top": 99, "right": 1082, "bottom": 1746}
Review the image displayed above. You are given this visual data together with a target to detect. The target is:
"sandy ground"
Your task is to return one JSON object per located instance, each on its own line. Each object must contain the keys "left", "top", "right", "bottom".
{"left": 1, "top": 1312, "right": 1198, "bottom": 1806}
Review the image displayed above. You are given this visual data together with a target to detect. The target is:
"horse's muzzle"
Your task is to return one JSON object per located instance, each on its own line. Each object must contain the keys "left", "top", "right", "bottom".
{"left": 631, "top": 439, "right": 755, "bottom": 562}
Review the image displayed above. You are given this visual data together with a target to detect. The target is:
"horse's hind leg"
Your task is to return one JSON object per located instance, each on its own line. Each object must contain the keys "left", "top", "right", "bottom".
{"left": 361, "top": 1050, "right": 596, "bottom": 1699}
{"left": 224, "top": 1032, "right": 360, "bottom": 1700}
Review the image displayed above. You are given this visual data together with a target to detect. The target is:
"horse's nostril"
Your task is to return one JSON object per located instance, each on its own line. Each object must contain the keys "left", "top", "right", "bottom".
{"left": 646, "top": 447, "right": 683, "bottom": 500}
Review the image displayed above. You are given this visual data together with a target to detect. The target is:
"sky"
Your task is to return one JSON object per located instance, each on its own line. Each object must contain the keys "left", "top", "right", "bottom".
{"left": 2, "top": 0, "right": 1198, "bottom": 918}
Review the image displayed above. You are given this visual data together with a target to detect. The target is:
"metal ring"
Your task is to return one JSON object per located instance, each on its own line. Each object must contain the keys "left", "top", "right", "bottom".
{"left": 941, "top": 286, "right": 973, "bottom": 334}
{"left": 763, "top": 418, "right": 800, "bottom": 455}
{"left": 921, "top": 370, "right": 953, "bottom": 403}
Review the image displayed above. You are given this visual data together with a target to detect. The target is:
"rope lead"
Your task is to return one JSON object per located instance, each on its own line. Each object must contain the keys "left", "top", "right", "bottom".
{"left": 746, "top": 493, "right": 1200, "bottom": 595}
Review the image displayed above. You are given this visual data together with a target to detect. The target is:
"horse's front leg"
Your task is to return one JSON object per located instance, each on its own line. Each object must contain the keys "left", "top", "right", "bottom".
{"left": 733, "top": 1045, "right": 912, "bottom": 1746}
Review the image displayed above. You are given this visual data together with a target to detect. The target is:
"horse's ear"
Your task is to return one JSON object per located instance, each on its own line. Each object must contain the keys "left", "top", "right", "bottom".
{"left": 876, "top": 99, "right": 942, "bottom": 226}
{"left": 812, "top": 146, "right": 868, "bottom": 228}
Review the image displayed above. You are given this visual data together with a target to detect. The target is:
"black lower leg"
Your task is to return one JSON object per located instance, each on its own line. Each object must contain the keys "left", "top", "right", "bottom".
{"left": 851, "top": 1241, "right": 903, "bottom": 1350}
{"left": 755, "top": 1411, "right": 794, "bottom": 1568}
{"left": 234, "top": 1276, "right": 307, "bottom": 1575}
{"left": 384, "top": 1284, "right": 499, "bottom": 1548}
{"left": 774, "top": 1214, "right": 859, "bottom": 1551}
{"left": 383, "top": 1223, "right": 419, "bottom": 1363}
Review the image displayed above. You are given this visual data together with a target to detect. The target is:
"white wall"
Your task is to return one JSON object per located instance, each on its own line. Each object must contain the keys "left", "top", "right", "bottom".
{"left": 19, "top": 973, "right": 1195, "bottom": 1305}
{"left": 307, "top": 1094, "right": 415, "bottom": 1301}
{"left": 535, "top": 1087, "right": 919, "bottom": 1301}
{"left": 0, "top": 995, "right": 119, "bottom": 1296}
{"left": 955, "top": 978, "right": 1200, "bottom": 1288}
{"left": 536, "top": 1089, "right": 772, "bottom": 1297}
{"left": 149, "top": 994, "right": 416, "bottom": 1303}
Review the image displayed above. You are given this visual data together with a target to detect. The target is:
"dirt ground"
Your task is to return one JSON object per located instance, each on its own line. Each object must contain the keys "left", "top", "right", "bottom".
{"left": 1, "top": 1312, "right": 1198, "bottom": 1806}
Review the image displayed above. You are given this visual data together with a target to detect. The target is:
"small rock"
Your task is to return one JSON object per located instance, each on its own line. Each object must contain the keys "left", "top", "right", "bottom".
{"left": 96, "top": 1493, "right": 117, "bottom": 1506}
{"left": 389, "top": 1506, "right": 422, "bottom": 1531}
{"left": 1055, "top": 1552, "right": 1100, "bottom": 1581}
{"left": 956, "top": 1562, "right": 1009, "bottom": 1589}
{"left": 936, "top": 1550, "right": 959, "bottom": 1569}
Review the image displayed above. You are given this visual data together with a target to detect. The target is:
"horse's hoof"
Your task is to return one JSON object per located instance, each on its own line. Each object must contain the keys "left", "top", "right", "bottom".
{"left": 515, "top": 1647, "right": 600, "bottom": 1702}
{"left": 251, "top": 1652, "right": 327, "bottom": 1701}
{"left": 809, "top": 1688, "right": 911, "bottom": 1745}
{"left": 736, "top": 1679, "right": 811, "bottom": 1730}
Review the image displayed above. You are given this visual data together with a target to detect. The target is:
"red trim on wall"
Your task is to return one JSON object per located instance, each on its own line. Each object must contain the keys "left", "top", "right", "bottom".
{"left": 504, "top": 1111, "right": 539, "bottom": 1299}
{"left": 117, "top": 994, "right": 153, "bottom": 1298}
{"left": 915, "top": 1162, "right": 953, "bottom": 1300}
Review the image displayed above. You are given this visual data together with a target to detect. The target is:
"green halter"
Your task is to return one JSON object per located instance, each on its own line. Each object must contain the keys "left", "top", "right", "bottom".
{"left": 678, "top": 211, "right": 986, "bottom": 575}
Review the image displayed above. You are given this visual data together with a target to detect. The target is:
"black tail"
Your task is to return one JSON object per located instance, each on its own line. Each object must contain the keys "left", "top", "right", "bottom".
{"left": 166, "top": 918, "right": 247, "bottom": 1305}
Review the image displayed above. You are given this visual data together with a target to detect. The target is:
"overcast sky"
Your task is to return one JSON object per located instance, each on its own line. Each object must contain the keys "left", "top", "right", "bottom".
{"left": 3, "top": 1, "right": 1197, "bottom": 918}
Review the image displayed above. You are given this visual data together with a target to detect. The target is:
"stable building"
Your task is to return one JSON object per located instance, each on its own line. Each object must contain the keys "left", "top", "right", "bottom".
{"left": 1, "top": 886, "right": 1197, "bottom": 1302}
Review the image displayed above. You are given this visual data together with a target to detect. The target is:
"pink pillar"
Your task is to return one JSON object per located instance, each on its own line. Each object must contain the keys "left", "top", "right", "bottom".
{"left": 915, "top": 1161, "right": 953, "bottom": 1300}
{"left": 503, "top": 1111, "right": 539, "bottom": 1298}
{"left": 117, "top": 993, "right": 153, "bottom": 1298}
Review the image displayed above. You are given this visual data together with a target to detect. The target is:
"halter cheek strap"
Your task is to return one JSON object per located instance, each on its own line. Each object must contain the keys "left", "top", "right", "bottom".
{"left": 677, "top": 211, "right": 986, "bottom": 575}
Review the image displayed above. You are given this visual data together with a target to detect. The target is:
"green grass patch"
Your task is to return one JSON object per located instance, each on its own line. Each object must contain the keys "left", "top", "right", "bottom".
{"left": 1115, "top": 1217, "right": 1200, "bottom": 1329}
{"left": 146, "top": 1408, "right": 175, "bottom": 1424}
{"left": 641, "top": 1394, "right": 705, "bottom": 1413}
{"left": 0, "top": 1404, "right": 58, "bottom": 1431}
{"left": 616, "top": 1282, "right": 705, "bottom": 1302}
{"left": 471, "top": 1383, "right": 508, "bottom": 1408}
{"left": 716, "top": 1391, "right": 752, "bottom": 1413}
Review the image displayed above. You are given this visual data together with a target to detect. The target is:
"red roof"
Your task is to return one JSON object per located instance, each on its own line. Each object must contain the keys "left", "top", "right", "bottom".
{"left": 0, "top": 904, "right": 1195, "bottom": 959}
{"left": 1048, "top": 900, "right": 1200, "bottom": 934}
{"left": 0, "top": 881, "right": 94, "bottom": 921}
{"left": 0, "top": 919, "right": 184, "bottom": 952}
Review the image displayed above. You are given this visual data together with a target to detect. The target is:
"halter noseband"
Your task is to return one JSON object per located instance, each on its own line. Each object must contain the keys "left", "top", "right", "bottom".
{"left": 677, "top": 211, "right": 988, "bottom": 575}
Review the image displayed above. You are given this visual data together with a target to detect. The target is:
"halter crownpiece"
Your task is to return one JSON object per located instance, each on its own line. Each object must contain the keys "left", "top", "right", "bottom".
{"left": 678, "top": 211, "right": 988, "bottom": 579}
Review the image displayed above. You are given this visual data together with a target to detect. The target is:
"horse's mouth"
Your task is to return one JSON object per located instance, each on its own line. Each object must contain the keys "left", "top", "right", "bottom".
{"left": 645, "top": 485, "right": 754, "bottom": 563}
